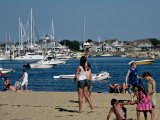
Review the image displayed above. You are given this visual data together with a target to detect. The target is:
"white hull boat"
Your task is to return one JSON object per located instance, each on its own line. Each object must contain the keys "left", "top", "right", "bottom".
{"left": 0, "top": 66, "right": 14, "bottom": 74}
{"left": 101, "top": 54, "right": 113, "bottom": 57}
{"left": 121, "top": 54, "right": 127, "bottom": 57}
{"left": 29, "top": 63, "right": 56, "bottom": 69}
{"left": 15, "top": 52, "right": 44, "bottom": 60}
{"left": 24, "top": 58, "right": 66, "bottom": 69}
{"left": 0, "top": 57, "right": 9, "bottom": 60}
{"left": 91, "top": 71, "right": 109, "bottom": 81}
{"left": 53, "top": 71, "right": 109, "bottom": 81}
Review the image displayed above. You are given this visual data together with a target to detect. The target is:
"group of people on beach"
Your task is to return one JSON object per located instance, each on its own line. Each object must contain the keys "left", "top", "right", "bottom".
{"left": 2, "top": 69, "right": 29, "bottom": 92}
{"left": 74, "top": 47, "right": 157, "bottom": 120}
{"left": 107, "top": 62, "right": 157, "bottom": 120}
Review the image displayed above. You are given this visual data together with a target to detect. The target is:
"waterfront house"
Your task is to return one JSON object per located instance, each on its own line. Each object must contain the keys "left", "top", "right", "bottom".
{"left": 134, "top": 39, "right": 153, "bottom": 51}
{"left": 102, "top": 39, "right": 124, "bottom": 52}
{"left": 89, "top": 42, "right": 103, "bottom": 52}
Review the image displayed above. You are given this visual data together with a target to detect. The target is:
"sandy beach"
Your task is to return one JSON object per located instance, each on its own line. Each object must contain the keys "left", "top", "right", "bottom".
{"left": 0, "top": 92, "right": 159, "bottom": 120}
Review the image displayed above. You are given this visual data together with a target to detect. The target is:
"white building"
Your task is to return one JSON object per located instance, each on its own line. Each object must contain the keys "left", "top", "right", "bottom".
{"left": 89, "top": 42, "right": 103, "bottom": 52}
{"left": 102, "top": 39, "right": 124, "bottom": 52}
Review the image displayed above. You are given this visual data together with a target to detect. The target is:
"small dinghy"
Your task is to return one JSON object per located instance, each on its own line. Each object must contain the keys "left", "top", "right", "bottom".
{"left": 91, "top": 71, "right": 109, "bottom": 81}
{"left": 0, "top": 66, "right": 15, "bottom": 74}
{"left": 53, "top": 71, "right": 109, "bottom": 81}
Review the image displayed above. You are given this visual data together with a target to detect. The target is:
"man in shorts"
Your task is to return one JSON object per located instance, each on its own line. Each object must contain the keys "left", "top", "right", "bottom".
{"left": 86, "top": 63, "right": 92, "bottom": 98}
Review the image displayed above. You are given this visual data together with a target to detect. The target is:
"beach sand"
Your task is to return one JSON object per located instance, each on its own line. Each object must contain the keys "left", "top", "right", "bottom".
{"left": 0, "top": 92, "right": 159, "bottom": 120}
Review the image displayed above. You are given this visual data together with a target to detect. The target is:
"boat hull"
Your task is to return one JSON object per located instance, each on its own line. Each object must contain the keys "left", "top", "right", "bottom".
{"left": 128, "top": 60, "right": 154, "bottom": 65}
{"left": 0, "top": 69, "right": 12, "bottom": 74}
{"left": 15, "top": 55, "right": 44, "bottom": 60}
{"left": 53, "top": 72, "right": 109, "bottom": 81}
{"left": 29, "top": 63, "right": 56, "bottom": 69}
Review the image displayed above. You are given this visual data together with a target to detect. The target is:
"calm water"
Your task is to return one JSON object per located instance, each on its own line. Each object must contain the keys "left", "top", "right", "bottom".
{"left": 0, "top": 57, "right": 160, "bottom": 93}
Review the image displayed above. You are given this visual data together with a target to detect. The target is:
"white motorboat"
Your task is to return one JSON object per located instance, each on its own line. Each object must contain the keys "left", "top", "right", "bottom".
{"left": 24, "top": 57, "right": 66, "bottom": 69}
{"left": 128, "top": 59, "right": 154, "bottom": 65}
{"left": 0, "top": 52, "right": 10, "bottom": 60}
{"left": 53, "top": 71, "right": 109, "bottom": 81}
{"left": 0, "top": 66, "right": 14, "bottom": 74}
{"left": 14, "top": 52, "right": 44, "bottom": 60}
{"left": 91, "top": 71, "right": 109, "bottom": 81}
{"left": 53, "top": 74, "right": 75, "bottom": 79}
{"left": 121, "top": 54, "right": 127, "bottom": 57}
{"left": 101, "top": 54, "right": 113, "bottom": 57}
{"left": 0, "top": 56, "right": 9, "bottom": 60}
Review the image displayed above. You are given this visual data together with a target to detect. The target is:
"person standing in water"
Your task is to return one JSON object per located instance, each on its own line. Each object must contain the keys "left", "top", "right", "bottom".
{"left": 74, "top": 47, "right": 94, "bottom": 113}
{"left": 19, "top": 69, "right": 28, "bottom": 91}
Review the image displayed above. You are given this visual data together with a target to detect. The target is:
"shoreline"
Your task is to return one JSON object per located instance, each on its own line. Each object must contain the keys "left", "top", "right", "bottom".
{"left": 89, "top": 51, "right": 160, "bottom": 59}
{"left": 0, "top": 92, "right": 159, "bottom": 120}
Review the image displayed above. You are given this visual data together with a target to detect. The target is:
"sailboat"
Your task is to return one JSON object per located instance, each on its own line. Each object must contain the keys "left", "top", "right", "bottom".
{"left": 23, "top": 20, "right": 67, "bottom": 69}
{"left": 15, "top": 8, "right": 45, "bottom": 60}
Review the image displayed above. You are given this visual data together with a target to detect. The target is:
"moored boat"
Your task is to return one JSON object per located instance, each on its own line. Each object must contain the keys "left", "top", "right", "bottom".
{"left": 128, "top": 59, "right": 154, "bottom": 65}
{"left": 0, "top": 66, "right": 14, "bottom": 74}
{"left": 53, "top": 71, "right": 109, "bottom": 81}
{"left": 101, "top": 54, "right": 113, "bottom": 57}
{"left": 24, "top": 57, "right": 66, "bottom": 69}
{"left": 15, "top": 52, "right": 44, "bottom": 60}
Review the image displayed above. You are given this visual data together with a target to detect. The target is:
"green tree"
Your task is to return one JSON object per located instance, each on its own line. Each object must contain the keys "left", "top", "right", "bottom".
{"left": 149, "top": 38, "right": 160, "bottom": 48}
{"left": 60, "top": 39, "right": 80, "bottom": 51}
{"left": 86, "top": 39, "right": 93, "bottom": 42}
{"left": 0, "top": 44, "right": 6, "bottom": 47}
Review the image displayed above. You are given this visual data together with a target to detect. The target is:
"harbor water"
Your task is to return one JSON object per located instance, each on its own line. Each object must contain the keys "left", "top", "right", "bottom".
{"left": 0, "top": 57, "right": 160, "bottom": 93}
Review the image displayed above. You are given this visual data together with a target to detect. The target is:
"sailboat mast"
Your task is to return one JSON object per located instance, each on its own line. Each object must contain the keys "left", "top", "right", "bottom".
{"left": 84, "top": 17, "right": 85, "bottom": 43}
{"left": 52, "top": 19, "right": 55, "bottom": 52}
{"left": 30, "top": 8, "right": 33, "bottom": 49}
{"left": 21, "top": 21, "right": 23, "bottom": 50}
{"left": 19, "top": 17, "right": 21, "bottom": 52}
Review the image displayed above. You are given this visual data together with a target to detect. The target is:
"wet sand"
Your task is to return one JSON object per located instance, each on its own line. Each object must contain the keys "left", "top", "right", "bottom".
{"left": 0, "top": 92, "right": 159, "bottom": 120}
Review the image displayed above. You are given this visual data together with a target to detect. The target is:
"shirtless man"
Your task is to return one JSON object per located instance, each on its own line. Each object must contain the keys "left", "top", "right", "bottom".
{"left": 86, "top": 63, "right": 92, "bottom": 98}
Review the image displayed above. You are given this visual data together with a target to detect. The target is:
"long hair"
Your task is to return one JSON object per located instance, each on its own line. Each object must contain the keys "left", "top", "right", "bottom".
{"left": 142, "top": 72, "right": 151, "bottom": 78}
{"left": 111, "top": 99, "right": 117, "bottom": 107}
{"left": 80, "top": 56, "right": 86, "bottom": 71}
{"left": 133, "top": 83, "right": 148, "bottom": 97}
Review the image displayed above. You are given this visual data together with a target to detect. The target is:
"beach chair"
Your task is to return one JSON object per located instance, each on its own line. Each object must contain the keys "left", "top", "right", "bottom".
{"left": 15, "top": 81, "right": 21, "bottom": 89}
{"left": 109, "top": 86, "right": 122, "bottom": 93}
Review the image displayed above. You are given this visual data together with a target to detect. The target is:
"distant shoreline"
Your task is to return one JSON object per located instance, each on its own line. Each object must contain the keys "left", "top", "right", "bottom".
{"left": 89, "top": 51, "right": 160, "bottom": 59}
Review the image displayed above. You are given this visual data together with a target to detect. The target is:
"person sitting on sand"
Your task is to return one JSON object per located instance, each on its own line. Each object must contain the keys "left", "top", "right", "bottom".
{"left": 4, "top": 77, "right": 21, "bottom": 91}
{"left": 109, "top": 83, "right": 127, "bottom": 94}
{"left": 107, "top": 99, "right": 132, "bottom": 120}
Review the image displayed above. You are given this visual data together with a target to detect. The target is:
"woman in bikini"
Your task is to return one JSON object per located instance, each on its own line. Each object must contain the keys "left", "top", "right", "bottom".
{"left": 107, "top": 99, "right": 131, "bottom": 120}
